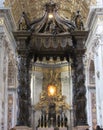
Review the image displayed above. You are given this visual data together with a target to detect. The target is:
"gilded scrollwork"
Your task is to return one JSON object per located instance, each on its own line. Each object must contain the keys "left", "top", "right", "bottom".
{"left": 42, "top": 68, "right": 61, "bottom": 90}
{"left": 34, "top": 92, "right": 70, "bottom": 111}
{"left": 55, "top": 94, "right": 70, "bottom": 112}
{"left": 33, "top": 66, "right": 70, "bottom": 121}
{"left": 34, "top": 68, "right": 70, "bottom": 113}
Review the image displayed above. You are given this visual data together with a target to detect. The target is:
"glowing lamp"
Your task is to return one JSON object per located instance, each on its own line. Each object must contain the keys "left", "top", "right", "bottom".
{"left": 48, "top": 13, "right": 53, "bottom": 19}
{"left": 48, "top": 85, "right": 56, "bottom": 96}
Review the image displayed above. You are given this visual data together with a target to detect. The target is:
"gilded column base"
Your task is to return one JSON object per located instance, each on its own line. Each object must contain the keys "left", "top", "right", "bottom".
{"left": 12, "top": 126, "right": 32, "bottom": 130}
{"left": 73, "top": 125, "right": 89, "bottom": 130}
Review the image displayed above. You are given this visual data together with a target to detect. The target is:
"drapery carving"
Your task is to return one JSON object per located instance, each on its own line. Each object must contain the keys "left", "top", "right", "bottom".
{"left": 32, "top": 36, "right": 73, "bottom": 51}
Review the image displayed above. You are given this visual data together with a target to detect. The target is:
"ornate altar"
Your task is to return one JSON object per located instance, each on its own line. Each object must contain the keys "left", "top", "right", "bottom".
{"left": 34, "top": 69, "right": 70, "bottom": 128}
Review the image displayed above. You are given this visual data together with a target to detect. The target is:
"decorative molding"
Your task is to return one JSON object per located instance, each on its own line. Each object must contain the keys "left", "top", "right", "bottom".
{"left": 0, "top": 33, "right": 5, "bottom": 47}
{"left": 86, "top": 35, "right": 100, "bottom": 58}
{"left": 87, "top": 7, "right": 103, "bottom": 30}
{"left": 14, "top": 126, "right": 32, "bottom": 130}
{"left": 0, "top": 8, "right": 16, "bottom": 54}
{"left": 0, "top": 17, "right": 4, "bottom": 25}
{"left": 91, "top": 36, "right": 100, "bottom": 56}
{"left": 86, "top": 7, "right": 103, "bottom": 52}
{"left": 8, "top": 87, "right": 17, "bottom": 91}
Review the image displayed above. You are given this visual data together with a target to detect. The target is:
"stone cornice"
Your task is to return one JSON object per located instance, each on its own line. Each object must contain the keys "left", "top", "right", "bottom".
{"left": 34, "top": 61, "right": 69, "bottom": 68}
{"left": 85, "top": 7, "right": 103, "bottom": 51}
{"left": 86, "top": 7, "right": 103, "bottom": 30}
{"left": 0, "top": 7, "right": 16, "bottom": 29}
{"left": 0, "top": 8, "right": 17, "bottom": 54}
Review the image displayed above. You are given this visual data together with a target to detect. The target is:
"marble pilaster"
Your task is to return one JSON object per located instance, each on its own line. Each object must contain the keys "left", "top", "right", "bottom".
{"left": 0, "top": 34, "right": 10, "bottom": 130}
{"left": 31, "top": 71, "right": 43, "bottom": 130}
{"left": 61, "top": 70, "right": 73, "bottom": 128}
{"left": 93, "top": 39, "right": 103, "bottom": 127}
{"left": 0, "top": 7, "right": 17, "bottom": 130}
{"left": 0, "top": 33, "right": 5, "bottom": 130}
{"left": 85, "top": 6, "right": 103, "bottom": 129}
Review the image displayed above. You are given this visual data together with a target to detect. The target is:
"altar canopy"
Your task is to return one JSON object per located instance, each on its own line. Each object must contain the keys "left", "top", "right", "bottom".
{"left": 13, "top": 0, "right": 88, "bottom": 129}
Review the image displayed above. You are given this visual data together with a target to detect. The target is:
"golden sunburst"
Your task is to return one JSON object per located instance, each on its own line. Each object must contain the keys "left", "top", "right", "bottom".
{"left": 48, "top": 84, "right": 56, "bottom": 96}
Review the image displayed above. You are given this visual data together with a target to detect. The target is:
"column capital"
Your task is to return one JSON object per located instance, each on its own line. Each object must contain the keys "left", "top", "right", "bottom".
{"left": 13, "top": 31, "right": 31, "bottom": 55}
{"left": 71, "top": 30, "right": 88, "bottom": 49}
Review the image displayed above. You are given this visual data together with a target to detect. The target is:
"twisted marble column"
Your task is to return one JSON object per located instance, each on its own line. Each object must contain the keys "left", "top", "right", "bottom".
{"left": 72, "top": 53, "right": 87, "bottom": 126}
{"left": 17, "top": 52, "right": 31, "bottom": 126}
